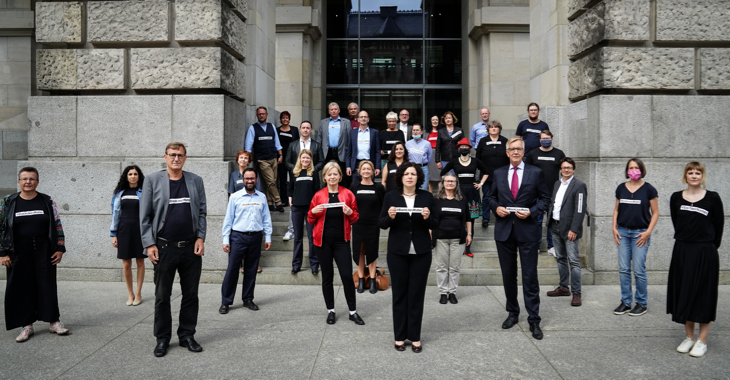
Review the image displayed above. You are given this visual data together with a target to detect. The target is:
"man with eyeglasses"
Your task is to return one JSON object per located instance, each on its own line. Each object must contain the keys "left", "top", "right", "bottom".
{"left": 219, "top": 168, "right": 272, "bottom": 315}
{"left": 515, "top": 103, "right": 549, "bottom": 155}
{"left": 245, "top": 106, "right": 285, "bottom": 212}
{"left": 545, "top": 158, "right": 587, "bottom": 307}
{"left": 346, "top": 110, "right": 381, "bottom": 183}
{"left": 488, "top": 137, "right": 551, "bottom": 340}
{"left": 141, "top": 142, "right": 207, "bottom": 357}
{"left": 398, "top": 109, "right": 413, "bottom": 141}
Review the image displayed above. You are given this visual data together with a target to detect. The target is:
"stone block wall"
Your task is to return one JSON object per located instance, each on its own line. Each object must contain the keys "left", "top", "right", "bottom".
{"left": 529, "top": 0, "right": 571, "bottom": 108}
{"left": 568, "top": 0, "right": 730, "bottom": 100}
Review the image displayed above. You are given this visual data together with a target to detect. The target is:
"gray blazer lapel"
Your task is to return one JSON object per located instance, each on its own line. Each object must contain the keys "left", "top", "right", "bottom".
{"left": 161, "top": 172, "right": 170, "bottom": 221}
{"left": 561, "top": 179, "right": 577, "bottom": 207}
{"left": 184, "top": 171, "right": 196, "bottom": 219}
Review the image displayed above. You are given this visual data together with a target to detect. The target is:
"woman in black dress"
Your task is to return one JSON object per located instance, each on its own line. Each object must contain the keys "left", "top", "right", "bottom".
{"left": 288, "top": 149, "right": 320, "bottom": 274}
{"left": 382, "top": 141, "right": 409, "bottom": 193}
{"left": 475, "top": 120, "right": 510, "bottom": 229}
{"left": 277, "top": 111, "right": 299, "bottom": 206}
{"left": 350, "top": 160, "right": 386, "bottom": 294}
{"left": 379, "top": 163, "right": 437, "bottom": 353}
{"left": 110, "top": 165, "right": 146, "bottom": 306}
{"left": 440, "top": 138, "right": 488, "bottom": 257}
{"left": 667, "top": 162, "right": 724, "bottom": 358}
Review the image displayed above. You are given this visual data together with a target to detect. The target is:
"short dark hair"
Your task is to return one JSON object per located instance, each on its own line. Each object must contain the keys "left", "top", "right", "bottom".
{"left": 300, "top": 120, "right": 312, "bottom": 128}
{"left": 18, "top": 167, "right": 39, "bottom": 181}
{"left": 540, "top": 130, "right": 553, "bottom": 138}
{"left": 388, "top": 141, "right": 409, "bottom": 162}
{"left": 165, "top": 142, "right": 187, "bottom": 155}
{"left": 395, "top": 162, "right": 425, "bottom": 190}
{"left": 242, "top": 168, "right": 258, "bottom": 178}
{"left": 625, "top": 157, "right": 647, "bottom": 179}
{"left": 279, "top": 111, "right": 291, "bottom": 121}
{"left": 256, "top": 106, "right": 268, "bottom": 113}
{"left": 560, "top": 157, "right": 576, "bottom": 170}
{"left": 411, "top": 123, "right": 423, "bottom": 132}
{"left": 527, "top": 102, "right": 540, "bottom": 111}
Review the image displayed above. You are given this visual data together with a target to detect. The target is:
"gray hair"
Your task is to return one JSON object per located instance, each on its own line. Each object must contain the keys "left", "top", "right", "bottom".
{"left": 436, "top": 173, "right": 463, "bottom": 201}
{"left": 328, "top": 102, "right": 340, "bottom": 110}
{"left": 347, "top": 102, "right": 359, "bottom": 111}
{"left": 385, "top": 111, "right": 398, "bottom": 121}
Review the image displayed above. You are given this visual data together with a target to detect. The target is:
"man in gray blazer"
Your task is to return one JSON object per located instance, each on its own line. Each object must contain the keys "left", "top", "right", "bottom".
{"left": 317, "top": 102, "right": 351, "bottom": 186}
{"left": 545, "top": 157, "right": 587, "bottom": 307}
{"left": 285, "top": 120, "right": 325, "bottom": 172}
{"left": 140, "top": 142, "right": 207, "bottom": 358}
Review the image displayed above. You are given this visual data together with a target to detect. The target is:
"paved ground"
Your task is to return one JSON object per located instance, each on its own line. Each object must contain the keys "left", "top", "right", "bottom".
{"left": 1, "top": 281, "right": 728, "bottom": 379}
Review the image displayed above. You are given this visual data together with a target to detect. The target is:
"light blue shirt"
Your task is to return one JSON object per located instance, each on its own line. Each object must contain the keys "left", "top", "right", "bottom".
{"left": 244, "top": 121, "right": 283, "bottom": 152}
{"left": 356, "top": 127, "right": 371, "bottom": 160}
{"left": 405, "top": 137, "right": 431, "bottom": 165}
{"left": 328, "top": 117, "right": 341, "bottom": 148}
{"left": 470, "top": 121, "right": 488, "bottom": 147}
{"left": 507, "top": 161, "right": 525, "bottom": 189}
{"left": 222, "top": 190, "right": 273, "bottom": 244}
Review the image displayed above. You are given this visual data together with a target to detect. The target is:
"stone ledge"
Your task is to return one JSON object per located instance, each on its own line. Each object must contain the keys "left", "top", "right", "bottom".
{"left": 222, "top": 0, "right": 247, "bottom": 20}
{"left": 568, "top": 0, "right": 649, "bottom": 57}
{"left": 130, "top": 47, "right": 245, "bottom": 99}
{"left": 87, "top": 0, "right": 169, "bottom": 43}
{"left": 35, "top": 2, "right": 82, "bottom": 44}
{"left": 36, "top": 49, "right": 125, "bottom": 90}
{"left": 569, "top": 47, "right": 695, "bottom": 99}
{"left": 699, "top": 49, "right": 730, "bottom": 90}
{"left": 468, "top": 6, "right": 530, "bottom": 38}
{"left": 567, "top": 0, "right": 597, "bottom": 20}
{"left": 175, "top": 0, "right": 247, "bottom": 59}
{"left": 656, "top": 0, "right": 730, "bottom": 42}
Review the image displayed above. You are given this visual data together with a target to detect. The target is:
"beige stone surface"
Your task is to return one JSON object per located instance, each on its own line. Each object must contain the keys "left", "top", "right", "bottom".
{"left": 656, "top": 0, "right": 730, "bottom": 41}
{"left": 175, "top": 0, "right": 246, "bottom": 58}
{"left": 699, "top": 49, "right": 730, "bottom": 90}
{"left": 0, "top": 9, "right": 33, "bottom": 28}
{"left": 87, "top": 0, "right": 169, "bottom": 42}
{"left": 569, "top": 0, "right": 650, "bottom": 56}
{"left": 76, "top": 49, "right": 125, "bottom": 90}
{"left": 36, "top": 2, "right": 81, "bottom": 43}
{"left": 36, "top": 49, "right": 76, "bottom": 90}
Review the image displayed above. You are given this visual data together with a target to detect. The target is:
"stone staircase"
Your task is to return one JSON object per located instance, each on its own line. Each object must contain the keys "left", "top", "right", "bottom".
{"left": 257, "top": 208, "right": 594, "bottom": 286}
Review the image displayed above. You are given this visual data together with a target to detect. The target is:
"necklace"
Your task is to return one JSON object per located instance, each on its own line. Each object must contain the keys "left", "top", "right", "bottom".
{"left": 403, "top": 192, "right": 416, "bottom": 197}
{"left": 459, "top": 156, "right": 470, "bottom": 163}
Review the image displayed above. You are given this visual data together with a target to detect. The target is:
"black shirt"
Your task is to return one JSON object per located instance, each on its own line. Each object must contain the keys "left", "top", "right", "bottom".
{"left": 277, "top": 126, "right": 299, "bottom": 156}
{"left": 384, "top": 161, "right": 401, "bottom": 193}
{"left": 159, "top": 176, "right": 195, "bottom": 241}
{"left": 670, "top": 191, "right": 724, "bottom": 247}
{"left": 13, "top": 195, "right": 48, "bottom": 238}
{"left": 516, "top": 120, "right": 549, "bottom": 154}
{"left": 475, "top": 135, "right": 510, "bottom": 183}
{"left": 350, "top": 182, "right": 385, "bottom": 225}
{"left": 615, "top": 182, "right": 658, "bottom": 229}
{"left": 379, "top": 130, "right": 406, "bottom": 157}
{"left": 120, "top": 187, "right": 140, "bottom": 221}
{"left": 436, "top": 198, "right": 465, "bottom": 240}
{"left": 289, "top": 170, "right": 318, "bottom": 206}
{"left": 441, "top": 158, "right": 488, "bottom": 186}
{"left": 524, "top": 147, "right": 565, "bottom": 194}
{"left": 323, "top": 192, "right": 345, "bottom": 239}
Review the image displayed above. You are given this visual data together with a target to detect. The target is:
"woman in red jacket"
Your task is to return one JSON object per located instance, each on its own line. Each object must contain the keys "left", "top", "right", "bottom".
{"left": 308, "top": 161, "right": 363, "bottom": 326}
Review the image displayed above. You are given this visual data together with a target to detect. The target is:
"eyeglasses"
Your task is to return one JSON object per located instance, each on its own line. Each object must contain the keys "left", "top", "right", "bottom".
{"left": 444, "top": 180, "right": 457, "bottom": 184}
{"left": 561, "top": 167, "right": 574, "bottom": 171}
{"left": 19, "top": 178, "right": 38, "bottom": 182}
{"left": 166, "top": 153, "right": 186, "bottom": 159}
{"left": 243, "top": 178, "right": 257, "bottom": 182}
{"left": 507, "top": 148, "right": 524, "bottom": 152}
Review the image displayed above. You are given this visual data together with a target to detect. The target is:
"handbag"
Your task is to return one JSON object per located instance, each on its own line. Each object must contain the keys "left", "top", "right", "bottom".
{"left": 374, "top": 267, "right": 389, "bottom": 291}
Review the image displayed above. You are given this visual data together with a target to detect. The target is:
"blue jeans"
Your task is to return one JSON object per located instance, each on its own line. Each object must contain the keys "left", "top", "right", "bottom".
{"left": 536, "top": 212, "right": 554, "bottom": 249}
{"left": 420, "top": 166, "right": 429, "bottom": 191}
{"left": 616, "top": 226, "right": 649, "bottom": 307}
{"left": 481, "top": 181, "right": 492, "bottom": 224}
{"left": 550, "top": 223, "right": 581, "bottom": 294}
{"left": 440, "top": 161, "right": 454, "bottom": 176}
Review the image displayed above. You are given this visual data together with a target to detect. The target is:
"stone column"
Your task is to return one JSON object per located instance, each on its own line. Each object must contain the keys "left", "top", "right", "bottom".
{"left": 529, "top": 0, "right": 570, "bottom": 108}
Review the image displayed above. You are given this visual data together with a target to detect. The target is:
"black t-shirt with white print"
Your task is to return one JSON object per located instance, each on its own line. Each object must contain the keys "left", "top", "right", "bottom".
{"left": 13, "top": 195, "right": 49, "bottom": 238}
{"left": 158, "top": 176, "right": 195, "bottom": 242}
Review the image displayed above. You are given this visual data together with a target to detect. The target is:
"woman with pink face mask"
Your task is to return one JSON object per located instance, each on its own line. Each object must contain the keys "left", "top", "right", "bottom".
{"left": 611, "top": 158, "right": 659, "bottom": 317}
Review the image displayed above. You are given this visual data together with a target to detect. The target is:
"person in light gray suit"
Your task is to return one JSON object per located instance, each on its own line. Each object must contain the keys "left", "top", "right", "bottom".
{"left": 317, "top": 102, "right": 351, "bottom": 187}
{"left": 545, "top": 157, "right": 587, "bottom": 307}
{"left": 140, "top": 142, "right": 207, "bottom": 358}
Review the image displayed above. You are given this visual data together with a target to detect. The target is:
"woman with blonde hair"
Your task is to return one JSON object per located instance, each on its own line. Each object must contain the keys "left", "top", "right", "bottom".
{"left": 288, "top": 149, "right": 320, "bottom": 274}
{"left": 667, "top": 162, "right": 724, "bottom": 357}
{"left": 380, "top": 111, "right": 406, "bottom": 171}
{"left": 350, "top": 160, "right": 386, "bottom": 293}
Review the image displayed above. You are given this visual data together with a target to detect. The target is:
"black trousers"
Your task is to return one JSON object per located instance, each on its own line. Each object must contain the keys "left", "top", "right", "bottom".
{"left": 387, "top": 251, "right": 432, "bottom": 342}
{"left": 277, "top": 161, "right": 289, "bottom": 206}
{"left": 221, "top": 231, "right": 262, "bottom": 304}
{"left": 153, "top": 240, "right": 202, "bottom": 343}
{"left": 4, "top": 236, "right": 60, "bottom": 330}
{"left": 315, "top": 233, "right": 356, "bottom": 311}
{"left": 495, "top": 227, "right": 541, "bottom": 323}
{"left": 325, "top": 148, "right": 351, "bottom": 188}
{"left": 291, "top": 205, "right": 318, "bottom": 270}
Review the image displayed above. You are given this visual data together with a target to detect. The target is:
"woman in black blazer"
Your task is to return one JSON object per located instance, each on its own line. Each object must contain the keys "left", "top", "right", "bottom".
{"left": 379, "top": 162, "right": 438, "bottom": 353}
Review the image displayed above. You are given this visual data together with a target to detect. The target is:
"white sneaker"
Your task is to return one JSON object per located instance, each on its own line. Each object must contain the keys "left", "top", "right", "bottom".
{"left": 676, "top": 336, "right": 695, "bottom": 353}
{"left": 547, "top": 247, "right": 556, "bottom": 257}
{"left": 283, "top": 231, "right": 293, "bottom": 241}
{"left": 689, "top": 340, "right": 707, "bottom": 357}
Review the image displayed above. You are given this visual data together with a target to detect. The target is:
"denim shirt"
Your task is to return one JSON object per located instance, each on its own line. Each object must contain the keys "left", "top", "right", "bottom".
{"left": 110, "top": 188, "right": 143, "bottom": 237}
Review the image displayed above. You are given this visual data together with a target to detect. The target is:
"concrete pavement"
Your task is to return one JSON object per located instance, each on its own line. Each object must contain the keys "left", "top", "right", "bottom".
{"left": 1, "top": 281, "right": 729, "bottom": 379}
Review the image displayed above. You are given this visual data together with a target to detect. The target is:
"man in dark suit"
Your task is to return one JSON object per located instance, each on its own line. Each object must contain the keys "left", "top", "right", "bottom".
{"left": 140, "top": 142, "right": 207, "bottom": 357}
{"left": 316, "top": 102, "right": 351, "bottom": 187}
{"left": 284, "top": 120, "right": 325, "bottom": 172}
{"left": 545, "top": 157, "right": 587, "bottom": 307}
{"left": 346, "top": 110, "right": 381, "bottom": 183}
{"left": 488, "top": 136, "right": 550, "bottom": 340}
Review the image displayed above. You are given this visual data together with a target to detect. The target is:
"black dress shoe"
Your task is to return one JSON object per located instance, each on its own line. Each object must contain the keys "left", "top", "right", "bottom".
{"left": 275, "top": 205, "right": 285, "bottom": 212}
{"left": 448, "top": 293, "right": 458, "bottom": 304}
{"left": 482, "top": 221, "right": 489, "bottom": 228}
{"left": 439, "top": 294, "right": 448, "bottom": 304}
{"left": 502, "top": 315, "right": 519, "bottom": 329}
{"left": 243, "top": 300, "right": 259, "bottom": 311}
{"left": 349, "top": 312, "right": 365, "bottom": 325}
{"left": 312, "top": 268, "right": 319, "bottom": 275}
{"left": 357, "top": 277, "right": 365, "bottom": 293}
{"left": 219, "top": 304, "right": 229, "bottom": 314}
{"left": 326, "top": 312, "right": 336, "bottom": 324}
{"left": 268, "top": 205, "right": 275, "bottom": 211}
{"left": 394, "top": 342, "right": 406, "bottom": 351}
{"left": 154, "top": 342, "right": 169, "bottom": 357}
{"left": 369, "top": 278, "right": 378, "bottom": 294}
{"left": 179, "top": 337, "right": 203, "bottom": 352}
{"left": 291, "top": 268, "right": 301, "bottom": 275}
{"left": 411, "top": 343, "right": 423, "bottom": 353}
{"left": 529, "top": 322, "right": 543, "bottom": 340}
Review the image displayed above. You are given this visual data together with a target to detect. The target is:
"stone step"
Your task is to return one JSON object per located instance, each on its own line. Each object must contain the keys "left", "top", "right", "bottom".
{"left": 266, "top": 236, "right": 500, "bottom": 252}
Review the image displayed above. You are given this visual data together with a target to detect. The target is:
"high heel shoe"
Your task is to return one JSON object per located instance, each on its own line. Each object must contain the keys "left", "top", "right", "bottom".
{"left": 369, "top": 278, "right": 378, "bottom": 294}
{"left": 357, "top": 277, "right": 365, "bottom": 293}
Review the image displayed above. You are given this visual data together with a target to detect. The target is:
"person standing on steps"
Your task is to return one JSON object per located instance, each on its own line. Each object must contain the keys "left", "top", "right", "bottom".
{"left": 276, "top": 111, "right": 299, "bottom": 207}
{"left": 380, "top": 112, "right": 406, "bottom": 172}
{"left": 350, "top": 160, "right": 385, "bottom": 294}
{"left": 245, "top": 106, "right": 285, "bottom": 213}
{"left": 475, "top": 120, "right": 509, "bottom": 230}
{"left": 515, "top": 103, "right": 549, "bottom": 155}
{"left": 317, "top": 102, "right": 352, "bottom": 188}
{"left": 435, "top": 111, "right": 463, "bottom": 175}
{"left": 288, "top": 149, "right": 320, "bottom": 275}
{"left": 346, "top": 110, "right": 381, "bottom": 184}
{"left": 405, "top": 123, "right": 432, "bottom": 191}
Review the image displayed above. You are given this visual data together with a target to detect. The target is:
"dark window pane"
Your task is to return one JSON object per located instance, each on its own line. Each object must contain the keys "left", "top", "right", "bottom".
{"left": 326, "top": 41, "right": 358, "bottom": 84}
{"left": 327, "top": 0, "right": 357, "bottom": 38}
{"left": 361, "top": 89, "right": 422, "bottom": 131}
{"left": 325, "top": 89, "right": 359, "bottom": 121}
{"left": 426, "top": 41, "right": 461, "bottom": 84}
{"left": 425, "top": 89, "right": 462, "bottom": 132}
{"left": 359, "top": 1, "right": 423, "bottom": 38}
{"left": 425, "top": 0, "right": 461, "bottom": 38}
{"left": 360, "top": 41, "right": 422, "bottom": 84}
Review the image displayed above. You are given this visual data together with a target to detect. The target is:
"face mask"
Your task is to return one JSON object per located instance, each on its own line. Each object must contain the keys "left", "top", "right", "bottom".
{"left": 540, "top": 139, "right": 552, "bottom": 148}
{"left": 627, "top": 169, "right": 642, "bottom": 181}
{"left": 459, "top": 148, "right": 470, "bottom": 156}
{"left": 412, "top": 134, "right": 421, "bottom": 140}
